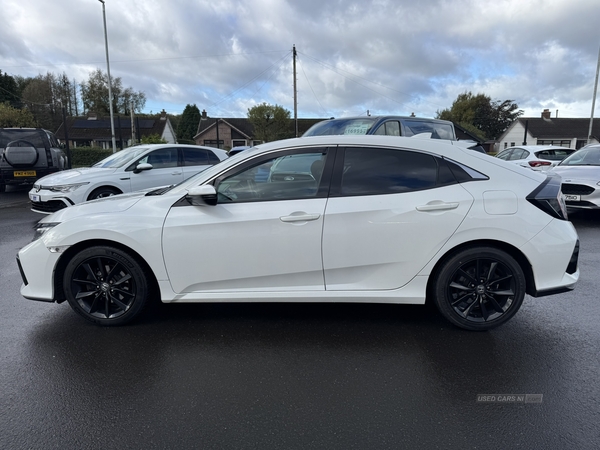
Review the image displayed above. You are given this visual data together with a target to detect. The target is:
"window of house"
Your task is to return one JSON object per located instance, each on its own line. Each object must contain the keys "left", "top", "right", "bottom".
{"left": 204, "top": 140, "right": 224, "bottom": 149}
{"left": 510, "top": 142, "right": 515, "bottom": 147}
{"left": 537, "top": 140, "right": 571, "bottom": 148}
{"left": 504, "top": 142, "right": 508, "bottom": 149}
{"left": 576, "top": 140, "right": 587, "bottom": 149}
{"left": 231, "top": 140, "right": 247, "bottom": 147}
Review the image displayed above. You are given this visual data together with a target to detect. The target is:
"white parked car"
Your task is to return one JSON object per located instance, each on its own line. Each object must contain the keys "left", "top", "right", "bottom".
{"left": 496, "top": 145, "right": 576, "bottom": 171}
{"left": 551, "top": 143, "right": 600, "bottom": 210}
{"left": 28, "top": 144, "right": 228, "bottom": 213}
{"left": 17, "top": 135, "right": 579, "bottom": 330}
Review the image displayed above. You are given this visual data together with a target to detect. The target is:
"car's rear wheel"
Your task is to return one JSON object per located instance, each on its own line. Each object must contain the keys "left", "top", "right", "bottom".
{"left": 63, "top": 246, "right": 150, "bottom": 326}
{"left": 88, "top": 186, "right": 121, "bottom": 200}
{"left": 432, "top": 246, "right": 526, "bottom": 331}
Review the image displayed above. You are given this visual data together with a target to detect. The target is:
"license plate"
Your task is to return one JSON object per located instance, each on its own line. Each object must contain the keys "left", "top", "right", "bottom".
{"left": 14, "top": 170, "right": 36, "bottom": 177}
{"left": 30, "top": 194, "right": 41, "bottom": 202}
{"left": 564, "top": 194, "right": 580, "bottom": 201}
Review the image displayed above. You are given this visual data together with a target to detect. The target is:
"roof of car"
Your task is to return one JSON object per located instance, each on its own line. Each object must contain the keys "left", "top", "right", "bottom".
{"left": 502, "top": 145, "right": 574, "bottom": 151}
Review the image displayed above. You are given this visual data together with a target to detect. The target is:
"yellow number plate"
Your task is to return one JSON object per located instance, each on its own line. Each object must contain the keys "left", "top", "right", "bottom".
{"left": 14, "top": 170, "right": 36, "bottom": 177}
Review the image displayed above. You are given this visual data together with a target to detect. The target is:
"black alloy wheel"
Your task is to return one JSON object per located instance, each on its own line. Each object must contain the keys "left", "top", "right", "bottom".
{"left": 433, "top": 247, "right": 526, "bottom": 331}
{"left": 63, "top": 246, "right": 150, "bottom": 325}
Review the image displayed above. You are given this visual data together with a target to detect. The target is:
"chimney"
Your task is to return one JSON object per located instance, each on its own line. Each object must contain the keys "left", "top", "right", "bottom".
{"left": 201, "top": 109, "right": 208, "bottom": 119}
{"left": 160, "top": 109, "right": 167, "bottom": 120}
{"left": 541, "top": 109, "right": 551, "bottom": 119}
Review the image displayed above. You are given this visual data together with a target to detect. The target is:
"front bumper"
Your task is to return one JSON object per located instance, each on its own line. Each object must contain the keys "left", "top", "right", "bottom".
{"left": 18, "top": 238, "right": 64, "bottom": 302}
{"left": 561, "top": 182, "right": 600, "bottom": 209}
{"left": 29, "top": 188, "right": 78, "bottom": 214}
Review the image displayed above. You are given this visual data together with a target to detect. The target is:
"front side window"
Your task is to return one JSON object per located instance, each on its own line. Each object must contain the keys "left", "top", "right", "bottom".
{"left": 216, "top": 151, "right": 327, "bottom": 203}
{"left": 140, "top": 148, "right": 178, "bottom": 169}
{"left": 339, "top": 147, "right": 438, "bottom": 196}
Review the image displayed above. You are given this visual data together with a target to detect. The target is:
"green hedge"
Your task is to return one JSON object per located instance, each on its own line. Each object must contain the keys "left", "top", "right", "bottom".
{"left": 68, "top": 146, "right": 113, "bottom": 167}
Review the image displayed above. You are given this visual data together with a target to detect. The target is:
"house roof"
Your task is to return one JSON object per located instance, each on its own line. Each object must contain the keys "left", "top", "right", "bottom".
{"left": 516, "top": 117, "right": 600, "bottom": 139}
{"left": 194, "top": 117, "right": 326, "bottom": 139}
{"left": 55, "top": 114, "right": 172, "bottom": 141}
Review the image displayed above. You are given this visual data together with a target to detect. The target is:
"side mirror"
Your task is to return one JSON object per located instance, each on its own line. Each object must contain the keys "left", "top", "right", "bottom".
{"left": 186, "top": 185, "right": 217, "bottom": 206}
{"left": 133, "top": 163, "right": 153, "bottom": 174}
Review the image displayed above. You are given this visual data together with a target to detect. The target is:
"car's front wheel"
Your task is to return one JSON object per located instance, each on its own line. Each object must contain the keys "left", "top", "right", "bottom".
{"left": 63, "top": 246, "right": 150, "bottom": 326}
{"left": 87, "top": 186, "right": 121, "bottom": 200}
{"left": 432, "top": 246, "right": 526, "bottom": 331}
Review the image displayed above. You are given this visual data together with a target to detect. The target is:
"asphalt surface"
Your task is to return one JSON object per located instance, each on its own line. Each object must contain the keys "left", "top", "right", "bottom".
{"left": 1, "top": 188, "right": 599, "bottom": 449}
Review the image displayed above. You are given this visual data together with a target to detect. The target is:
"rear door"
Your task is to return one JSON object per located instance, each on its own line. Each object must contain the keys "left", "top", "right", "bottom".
{"left": 322, "top": 146, "right": 473, "bottom": 290}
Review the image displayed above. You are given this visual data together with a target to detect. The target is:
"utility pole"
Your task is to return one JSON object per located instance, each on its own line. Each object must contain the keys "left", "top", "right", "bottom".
{"left": 293, "top": 45, "right": 298, "bottom": 137}
{"left": 98, "top": 0, "right": 117, "bottom": 153}
{"left": 130, "top": 101, "right": 135, "bottom": 146}
{"left": 589, "top": 44, "right": 600, "bottom": 142}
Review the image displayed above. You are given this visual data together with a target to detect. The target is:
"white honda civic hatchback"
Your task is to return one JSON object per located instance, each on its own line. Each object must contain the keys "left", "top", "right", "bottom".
{"left": 28, "top": 144, "right": 229, "bottom": 213}
{"left": 17, "top": 135, "right": 579, "bottom": 330}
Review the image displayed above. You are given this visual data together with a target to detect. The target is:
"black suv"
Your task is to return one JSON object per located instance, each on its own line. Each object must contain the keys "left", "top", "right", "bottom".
{"left": 0, "top": 128, "right": 68, "bottom": 192}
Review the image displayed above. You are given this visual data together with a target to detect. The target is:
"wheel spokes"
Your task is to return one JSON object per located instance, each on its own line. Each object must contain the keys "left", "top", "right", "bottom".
{"left": 448, "top": 257, "right": 516, "bottom": 323}
{"left": 71, "top": 255, "right": 137, "bottom": 320}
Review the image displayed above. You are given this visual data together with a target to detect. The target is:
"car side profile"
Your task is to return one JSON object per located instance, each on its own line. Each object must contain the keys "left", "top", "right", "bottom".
{"left": 28, "top": 144, "right": 228, "bottom": 213}
{"left": 17, "top": 135, "right": 579, "bottom": 330}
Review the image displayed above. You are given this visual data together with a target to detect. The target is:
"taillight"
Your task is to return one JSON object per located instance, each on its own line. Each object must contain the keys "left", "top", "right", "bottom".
{"left": 528, "top": 160, "right": 552, "bottom": 167}
{"left": 526, "top": 175, "right": 568, "bottom": 220}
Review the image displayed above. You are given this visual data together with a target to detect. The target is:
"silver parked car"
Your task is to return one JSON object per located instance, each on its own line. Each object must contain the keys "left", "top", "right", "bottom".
{"left": 551, "top": 144, "right": 600, "bottom": 209}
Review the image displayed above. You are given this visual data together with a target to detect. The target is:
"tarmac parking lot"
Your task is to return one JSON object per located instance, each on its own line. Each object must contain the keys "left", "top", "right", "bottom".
{"left": 1, "top": 187, "right": 599, "bottom": 449}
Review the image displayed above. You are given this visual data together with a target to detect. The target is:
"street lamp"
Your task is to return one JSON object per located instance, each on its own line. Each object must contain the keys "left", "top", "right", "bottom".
{"left": 98, "top": 0, "right": 117, "bottom": 153}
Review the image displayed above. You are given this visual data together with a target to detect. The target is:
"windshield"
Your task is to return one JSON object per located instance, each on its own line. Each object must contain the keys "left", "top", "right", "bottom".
{"left": 558, "top": 147, "right": 600, "bottom": 166}
{"left": 92, "top": 146, "right": 150, "bottom": 168}
{"left": 303, "top": 118, "right": 377, "bottom": 136}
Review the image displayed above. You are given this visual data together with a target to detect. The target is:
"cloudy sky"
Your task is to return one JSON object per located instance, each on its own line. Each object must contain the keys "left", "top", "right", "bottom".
{"left": 2, "top": 0, "right": 600, "bottom": 120}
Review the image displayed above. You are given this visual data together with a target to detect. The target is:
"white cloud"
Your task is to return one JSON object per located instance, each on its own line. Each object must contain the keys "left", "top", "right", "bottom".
{"left": 1, "top": 0, "right": 599, "bottom": 121}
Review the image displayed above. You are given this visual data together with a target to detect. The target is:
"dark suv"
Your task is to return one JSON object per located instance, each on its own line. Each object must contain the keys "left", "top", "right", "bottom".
{"left": 0, "top": 128, "right": 68, "bottom": 192}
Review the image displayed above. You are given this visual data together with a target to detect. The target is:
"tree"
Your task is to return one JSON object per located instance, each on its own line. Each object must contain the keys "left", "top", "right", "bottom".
{"left": 140, "top": 133, "right": 167, "bottom": 144}
{"left": 247, "top": 103, "right": 292, "bottom": 142}
{"left": 177, "top": 104, "right": 200, "bottom": 144}
{"left": 0, "top": 102, "right": 36, "bottom": 127}
{"left": 0, "top": 70, "right": 20, "bottom": 108}
{"left": 436, "top": 92, "right": 522, "bottom": 140}
{"left": 80, "top": 68, "right": 146, "bottom": 115}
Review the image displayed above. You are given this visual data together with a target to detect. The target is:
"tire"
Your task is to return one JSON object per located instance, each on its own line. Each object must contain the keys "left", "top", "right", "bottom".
{"left": 87, "top": 186, "right": 121, "bottom": 200}
{"left": 432, "top": 246, "right": 526, "bottom": 331}
{"left": 63, "top": 246, "right": 150, "bottom": 326}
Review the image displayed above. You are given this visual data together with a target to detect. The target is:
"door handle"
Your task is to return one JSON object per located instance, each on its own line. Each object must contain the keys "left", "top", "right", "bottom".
{"left": 280, "top": 213, "right": 321, "bottom": 222}
{"left": 416, "top": 202, "right": 459, "bottom": 211}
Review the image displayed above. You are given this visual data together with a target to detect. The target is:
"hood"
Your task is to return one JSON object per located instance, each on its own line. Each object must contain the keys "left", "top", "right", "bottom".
{"left": 35, "top": 167, "right": 117, "bottom": 186}
{"left": 551, "top": 166, "right": 600, "bottom": 183}
{"left": 40, "top": 190, "right": 146, "bottom": 223}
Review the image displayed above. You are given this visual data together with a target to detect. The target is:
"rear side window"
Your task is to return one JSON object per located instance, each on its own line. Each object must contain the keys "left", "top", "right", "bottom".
{"left": 182, "top": 148, "right": 209, "bottom": 166}
{"left": 207, "top": 151, "right": 221, "bottom": 164}
{"left": 340, "top": 147, "right": 438, "bottom": 196}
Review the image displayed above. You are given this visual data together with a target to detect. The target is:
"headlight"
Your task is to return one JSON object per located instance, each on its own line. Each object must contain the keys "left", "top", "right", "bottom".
{"left": 32, "top": 222, "right": 60, "bottom": 241}
{"left": 48, "top": 182, "right": 89, "bottom": 193}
